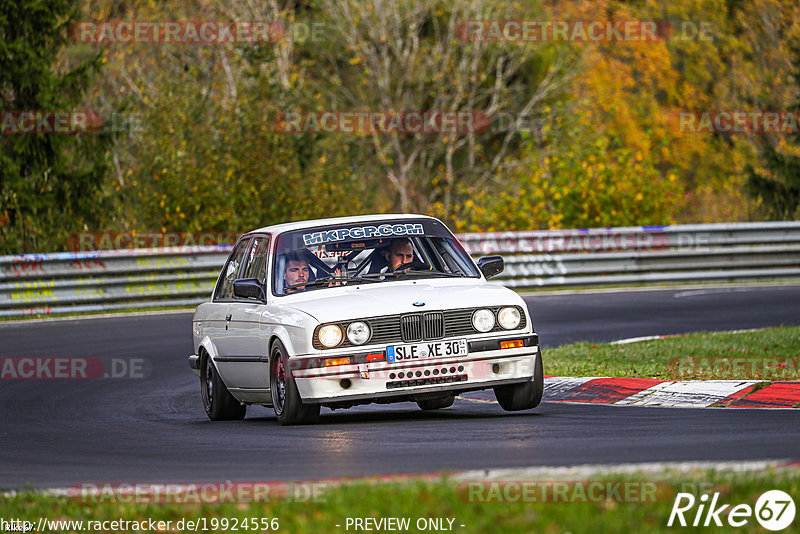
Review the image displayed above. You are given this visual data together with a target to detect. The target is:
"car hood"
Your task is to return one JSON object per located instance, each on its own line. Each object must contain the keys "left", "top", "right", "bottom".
{"left": 282, "top": 280, "right": 524, "bottom": 324}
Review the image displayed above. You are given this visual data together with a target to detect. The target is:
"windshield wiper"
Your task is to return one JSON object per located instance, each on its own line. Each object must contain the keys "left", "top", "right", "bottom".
{"left": 359, "top": 270, "right": 465, "bottom": 280}
{"left": 284, "top": 275, "right": 375, "bottom": 291}
{"left": 395, "top": 270, "right": 465, "bottom": 278}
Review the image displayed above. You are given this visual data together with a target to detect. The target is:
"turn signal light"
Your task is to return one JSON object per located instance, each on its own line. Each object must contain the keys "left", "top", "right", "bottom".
{"left": 324, "top": 357, "right": 352, "bottom": 367}
{"left": 500, "top": 339, "right": 524, "bottom": 349}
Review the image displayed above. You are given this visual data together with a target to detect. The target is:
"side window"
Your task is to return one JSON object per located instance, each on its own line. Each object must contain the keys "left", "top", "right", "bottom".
{"left": 215, "top": 238, "right": 250, "bottom": 300}
{"left": 242, "top": 236, "right": 270, "bottom": 284}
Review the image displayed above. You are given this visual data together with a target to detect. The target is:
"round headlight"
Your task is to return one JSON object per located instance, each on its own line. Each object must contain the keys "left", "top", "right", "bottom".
{"left": 318, "top": 324, "right": 343, "bottom": 348}
{"left": 498, "top": 307, "right": 521, "bottom": 330}
{"left": 472, "top": 309, "right": 495, "bottom": 333}
{"left": 346, "top": 321, "right": 371, "bottom": 345}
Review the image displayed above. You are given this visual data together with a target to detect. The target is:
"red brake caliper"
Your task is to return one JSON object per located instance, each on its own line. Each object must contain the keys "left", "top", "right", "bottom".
{"left": 276, "top": 357, "right": 286, "bottom": 381}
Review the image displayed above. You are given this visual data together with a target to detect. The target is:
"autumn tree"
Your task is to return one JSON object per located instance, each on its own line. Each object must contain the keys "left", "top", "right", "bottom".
{"left": 313, "top": 0, "right": 578, "bottom": 215}
{"left": 92, "top": 0, "right": 373, "bottom": 235}
{"left": 745, "top": 28, "right": 800, "bottom": 219}
{"left": 0, "top": 0, "right": 109, "bottom": 253}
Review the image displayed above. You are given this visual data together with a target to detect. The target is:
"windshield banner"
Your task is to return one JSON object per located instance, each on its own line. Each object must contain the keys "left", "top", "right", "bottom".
{"left": 302, "top": 223, "right": 424, "bottom": 246}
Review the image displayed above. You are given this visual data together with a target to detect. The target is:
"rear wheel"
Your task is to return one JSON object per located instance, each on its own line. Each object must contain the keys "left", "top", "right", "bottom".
{"left": 417, "top": 395, "right": 456, "bottom": 410}
{"left": 200, "top": 351, "right": 246, "bottom": 420}
{"left": 494, "top": 348, "right": 544, "bottom": 411}
{"left": 270, "top": 340, "right": 320, "bottom": 425}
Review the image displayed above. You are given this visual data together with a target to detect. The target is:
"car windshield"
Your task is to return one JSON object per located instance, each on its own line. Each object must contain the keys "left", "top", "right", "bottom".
{"left": 273, "top": 219, "right": 480, "bottom": 295}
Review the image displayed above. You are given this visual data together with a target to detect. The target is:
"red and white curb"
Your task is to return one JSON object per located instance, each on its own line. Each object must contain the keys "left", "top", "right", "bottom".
{"left": 542, "top": 376, "right": 800, "bottom": 408}
{"left": 457, "top": 376, "right": 799, "bottom": 408}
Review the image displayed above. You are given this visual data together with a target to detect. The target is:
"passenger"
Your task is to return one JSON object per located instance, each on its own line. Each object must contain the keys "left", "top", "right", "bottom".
{"left": 283, "top": 251, "right": 310, "bottom": 293}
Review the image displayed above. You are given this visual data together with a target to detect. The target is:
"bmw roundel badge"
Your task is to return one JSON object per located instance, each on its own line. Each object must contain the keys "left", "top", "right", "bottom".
{"left": 412, "top": 301, "right": 425, "bottom": 307}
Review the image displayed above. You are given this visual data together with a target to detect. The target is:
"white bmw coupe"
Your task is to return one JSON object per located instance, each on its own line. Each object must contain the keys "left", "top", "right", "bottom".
{"left": 189, "top": 214, "right": 543, "bottom": 424}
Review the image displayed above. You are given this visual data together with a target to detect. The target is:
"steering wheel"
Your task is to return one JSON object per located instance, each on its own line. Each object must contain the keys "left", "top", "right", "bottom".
{"left": 393, "top": 259, "right": 430, "bottom": 272}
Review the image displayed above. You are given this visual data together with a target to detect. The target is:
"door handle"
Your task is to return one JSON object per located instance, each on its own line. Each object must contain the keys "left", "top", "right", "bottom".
{"left": 225, "top": 314, "right": 232, "bottom": 321}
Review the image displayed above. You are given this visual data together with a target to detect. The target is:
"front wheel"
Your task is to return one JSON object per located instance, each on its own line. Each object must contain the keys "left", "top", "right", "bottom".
{"left": 494, "top": 348, "right": 544, "bottom": 411}
{"left": 200, "top": 351, "right": 246, "bottom": 421}
{"left": 270, "top": 340, "right": 320, "bottom": 425}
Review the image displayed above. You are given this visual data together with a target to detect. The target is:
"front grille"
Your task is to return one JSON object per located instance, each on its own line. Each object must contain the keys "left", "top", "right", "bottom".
{"left": 423, "top": 312, "right": 444, "bottom": 339}
{"left": 444, "top": 309, "right": 476, "bottom": 337}
{"left": 312, "top": 306, "right": 527, "bottom": 349}
{"left": 400, "top": 312, "right": 444, "bottom": 342}
{"left": 401, "top": 315, "right": 422, "bottom": 342}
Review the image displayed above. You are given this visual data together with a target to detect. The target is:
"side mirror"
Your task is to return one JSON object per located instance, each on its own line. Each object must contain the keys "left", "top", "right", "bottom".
{"left": 477, "top": 256, "right": 504, "bottom": 279}
{"left": 233, "top": 278, "right": 266, "bottom": 301}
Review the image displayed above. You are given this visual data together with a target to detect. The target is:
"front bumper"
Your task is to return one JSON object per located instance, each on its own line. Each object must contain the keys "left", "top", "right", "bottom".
{"left": 188, "top": 354, "right": 200, "bottom": 376}
{"left": 292, "top": 334, "right": 540, "bottom": 404}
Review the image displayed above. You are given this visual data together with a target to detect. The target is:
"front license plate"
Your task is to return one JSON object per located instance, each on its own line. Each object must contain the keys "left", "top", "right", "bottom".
{"left": 386, "top": 339, "right": 468, "bottom": 363}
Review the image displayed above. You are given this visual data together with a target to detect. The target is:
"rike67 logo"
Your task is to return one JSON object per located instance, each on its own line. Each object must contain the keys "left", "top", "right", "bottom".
{"left": 668, "top": 490, "right": 795, "bottom": 531}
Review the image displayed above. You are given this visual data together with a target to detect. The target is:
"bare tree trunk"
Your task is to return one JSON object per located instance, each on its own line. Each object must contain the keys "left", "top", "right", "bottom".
{"left": 316, "top": 0, "right": 579, "bottom": 214}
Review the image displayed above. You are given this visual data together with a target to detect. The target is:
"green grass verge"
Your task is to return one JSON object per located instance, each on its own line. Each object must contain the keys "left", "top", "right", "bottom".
{"left": 2, "top": 469, "right": 797, "bottom": 533}
{"left": 544, "top": 326, "right": 800, "bottom": 380}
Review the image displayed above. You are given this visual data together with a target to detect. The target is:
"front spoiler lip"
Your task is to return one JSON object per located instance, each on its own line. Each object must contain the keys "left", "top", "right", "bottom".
{"left": 296, "top": 347, "right": 540, "bottom": 403}
{"left": 306, "top": 376, "right": 532, "bottom": 404}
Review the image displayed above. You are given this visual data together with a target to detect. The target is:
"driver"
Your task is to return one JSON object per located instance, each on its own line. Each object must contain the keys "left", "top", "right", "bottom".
{"left": 385, "top": 238, "right": 415, "bottom": 271}
{"left": 283, "top": 251, "right": 310, "bottom": 293}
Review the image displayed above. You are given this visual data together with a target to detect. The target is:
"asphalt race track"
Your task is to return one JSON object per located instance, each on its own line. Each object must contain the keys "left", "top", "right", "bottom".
{"left": 1, "top": 284, "right": 799, "bottom": 489}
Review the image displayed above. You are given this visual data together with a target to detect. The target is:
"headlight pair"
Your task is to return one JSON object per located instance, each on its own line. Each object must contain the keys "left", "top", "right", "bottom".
{"left": 317, "top": 321, "right": 371, "bottom": 348}
{"left": 472, "top": 307, "right": 521, "bottom": 332}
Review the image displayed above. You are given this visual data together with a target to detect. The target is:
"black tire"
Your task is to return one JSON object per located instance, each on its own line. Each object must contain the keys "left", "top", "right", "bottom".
{"left": 494, "top": 348, "right": 544, "bottom": 411}
{"left": 270, "top": 340, "right": 320, "bottom": 425}
{"left": 417, "top": 395, "right": 456, "bottom": 410}
{"left": 200, "top": 351, "right": 246, "bottom": 421}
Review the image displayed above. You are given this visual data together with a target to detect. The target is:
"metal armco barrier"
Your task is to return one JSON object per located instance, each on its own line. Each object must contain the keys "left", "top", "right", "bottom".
{"left": 0, "top": 247, "right": 229, "bottom": 317}
{"left": 1, "top": 222, "right": 799, "bottom": 317}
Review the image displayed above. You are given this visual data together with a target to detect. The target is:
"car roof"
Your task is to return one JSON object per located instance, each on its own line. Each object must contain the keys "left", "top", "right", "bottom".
{"left": 245, "top": 213, "right": 439, "bottom": 235}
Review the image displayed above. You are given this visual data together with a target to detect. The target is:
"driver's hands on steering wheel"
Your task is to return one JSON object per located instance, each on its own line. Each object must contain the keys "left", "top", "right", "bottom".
{"left": 393, "top": 259, "right": 430, "bottom": 272}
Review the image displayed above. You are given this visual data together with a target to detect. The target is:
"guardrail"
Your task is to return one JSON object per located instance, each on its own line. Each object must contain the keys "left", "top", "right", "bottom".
{"left": 1, "top": 222, "right": 799, "bottom": 317}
